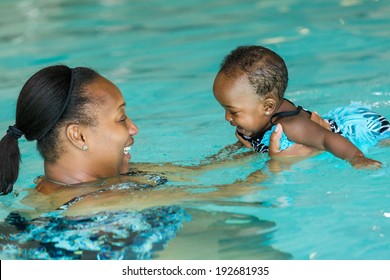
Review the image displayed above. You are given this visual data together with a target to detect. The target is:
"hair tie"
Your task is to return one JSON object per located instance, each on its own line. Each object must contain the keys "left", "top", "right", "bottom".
{"left": 37, "top": 67, "right": 75, "bottom": 141}
{"left": 6, "top": 125, "right": 24, "bottom": 140}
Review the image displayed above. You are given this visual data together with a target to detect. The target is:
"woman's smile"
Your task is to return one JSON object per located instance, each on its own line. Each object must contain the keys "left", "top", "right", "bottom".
{"left": 123, "top": 144, "right": 132, "bottom": 160}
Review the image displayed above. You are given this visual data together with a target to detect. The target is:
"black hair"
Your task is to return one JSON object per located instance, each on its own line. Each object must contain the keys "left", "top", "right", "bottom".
{"left": 219, "top": 45, "right": 288, "bottom": 99}
{"left": 0, "top": 65, "right": 100, "bottom": 195}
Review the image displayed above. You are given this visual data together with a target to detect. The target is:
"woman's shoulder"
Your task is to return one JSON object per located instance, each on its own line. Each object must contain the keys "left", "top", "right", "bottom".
{"left": 23, "top": 172, "right": 168, "bottom": 215}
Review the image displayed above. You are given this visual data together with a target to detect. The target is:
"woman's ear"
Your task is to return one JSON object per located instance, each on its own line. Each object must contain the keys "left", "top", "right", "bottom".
{"left": 263, "top": 97, "right": 277, "bottom": 115}
{"left": 66, "top": 124, "right": 87, "bottom": 150}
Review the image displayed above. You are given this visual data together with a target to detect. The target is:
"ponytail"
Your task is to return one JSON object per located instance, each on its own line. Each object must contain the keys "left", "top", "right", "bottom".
{"left": 0, "top": 126, "right": 23, "bottom": 195}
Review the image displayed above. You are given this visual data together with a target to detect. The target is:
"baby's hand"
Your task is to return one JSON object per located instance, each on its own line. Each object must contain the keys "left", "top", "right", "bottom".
{"left": 349, "top": 155, "right": 382, "bottom": 169}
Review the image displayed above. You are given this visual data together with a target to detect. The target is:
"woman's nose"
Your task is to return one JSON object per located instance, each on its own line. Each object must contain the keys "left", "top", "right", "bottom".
{"left": 126, "top": 118, "right": 139, "bottom": 136}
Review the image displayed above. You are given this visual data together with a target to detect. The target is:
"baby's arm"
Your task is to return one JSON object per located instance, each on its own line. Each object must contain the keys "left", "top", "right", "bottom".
{"left": 267, "top": 112, "right": 330, "bottom": 157}
{"left": 281, "top": 115, "right": 382, "bottom": 168}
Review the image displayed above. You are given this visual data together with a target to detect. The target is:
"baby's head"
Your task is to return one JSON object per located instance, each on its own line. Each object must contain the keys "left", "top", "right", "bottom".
{"left": 213, "top": 46, "right": 288, "bottom": 137}
{"left": 217, "top": 45, "right": 288, "bottom": 100}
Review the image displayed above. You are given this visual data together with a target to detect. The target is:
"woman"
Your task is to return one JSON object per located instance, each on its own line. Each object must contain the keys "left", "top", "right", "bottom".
{"left": 0, "top": 65, "right": 325, "bottom": 216}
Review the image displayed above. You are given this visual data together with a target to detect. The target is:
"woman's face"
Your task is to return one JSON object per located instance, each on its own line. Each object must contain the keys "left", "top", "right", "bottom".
{"left": 83, "top": 76, "right": 138, "bottom": 178}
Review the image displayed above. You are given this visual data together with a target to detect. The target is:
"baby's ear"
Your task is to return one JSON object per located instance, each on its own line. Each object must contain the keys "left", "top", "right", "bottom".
{"left": 263, "top": 97, "right": 277, "bottom": 113}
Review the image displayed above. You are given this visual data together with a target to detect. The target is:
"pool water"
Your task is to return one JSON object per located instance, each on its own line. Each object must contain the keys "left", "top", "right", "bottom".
{"left": 0, "top": 0, "right": 389, "bottom": 259}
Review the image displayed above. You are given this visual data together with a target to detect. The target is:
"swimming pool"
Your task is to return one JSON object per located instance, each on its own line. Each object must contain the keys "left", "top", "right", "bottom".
{"left": 0, "top": 0, "right": 389, "bottom": 259}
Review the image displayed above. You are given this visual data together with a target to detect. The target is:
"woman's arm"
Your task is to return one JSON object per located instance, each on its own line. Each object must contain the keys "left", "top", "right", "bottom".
{"left": 201, "top": 140, "right": 250, "bottom": 163}
{"left": 62, "top": 170, "right": 266, "bottom": 217}
{"left": 128, "top": 120, "right": 291, "bottom": 180}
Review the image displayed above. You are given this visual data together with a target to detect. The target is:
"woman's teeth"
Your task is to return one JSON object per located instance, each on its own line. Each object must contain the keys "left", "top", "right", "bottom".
{"left": 123, "top": 146, "right": 131, "bottom": 155}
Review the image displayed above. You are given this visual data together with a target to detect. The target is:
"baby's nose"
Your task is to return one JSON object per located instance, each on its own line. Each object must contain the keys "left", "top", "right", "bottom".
{"left": 225, "top": 111, "right": 233, "bottom": 122}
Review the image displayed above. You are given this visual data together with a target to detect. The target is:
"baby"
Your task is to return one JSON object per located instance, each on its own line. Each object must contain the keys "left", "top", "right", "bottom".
{"left": 213, "top": 45, "right": 390, "bottom": 168}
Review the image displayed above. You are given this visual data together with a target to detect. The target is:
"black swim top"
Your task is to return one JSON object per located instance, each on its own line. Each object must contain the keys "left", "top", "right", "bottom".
{"left": 237, "top": 98, "right": 312, "bottom": 153}
{"left": 56, "top": 171, "right": 168, "bottom": 211}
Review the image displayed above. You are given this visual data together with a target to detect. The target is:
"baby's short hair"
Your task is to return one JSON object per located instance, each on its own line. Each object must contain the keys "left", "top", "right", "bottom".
{"left": 219, "top": 45, "right": 288, "bottom": 99}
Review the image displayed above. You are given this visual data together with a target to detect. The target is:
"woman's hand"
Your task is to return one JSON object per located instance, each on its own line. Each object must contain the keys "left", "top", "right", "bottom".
{"left": 268, "top": 123, "right": 284, "bottom": 156}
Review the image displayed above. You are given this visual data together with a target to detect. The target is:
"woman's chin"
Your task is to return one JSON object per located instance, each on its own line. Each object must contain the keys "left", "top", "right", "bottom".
{"left": 121, "top": 157, "right": 131, "bottom": 173}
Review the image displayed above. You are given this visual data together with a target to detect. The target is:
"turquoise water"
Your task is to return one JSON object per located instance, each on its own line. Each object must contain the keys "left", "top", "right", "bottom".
{"left": 0, "top": 0, "right": 389, "bottom": 259}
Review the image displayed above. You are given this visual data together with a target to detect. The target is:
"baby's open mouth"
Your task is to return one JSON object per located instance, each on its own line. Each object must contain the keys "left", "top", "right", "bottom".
{"left": 237, "top": 127, "right": 247, "bottom": 135}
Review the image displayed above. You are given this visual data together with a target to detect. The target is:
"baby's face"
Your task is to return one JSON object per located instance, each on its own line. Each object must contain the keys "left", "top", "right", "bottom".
{"left": 213, "top": 72, "right": 271, "bottom": 137}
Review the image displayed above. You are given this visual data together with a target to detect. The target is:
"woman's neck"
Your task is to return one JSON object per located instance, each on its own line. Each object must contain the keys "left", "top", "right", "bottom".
{"left": 44, "top": 160, "right": 97, "bottom": 186}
